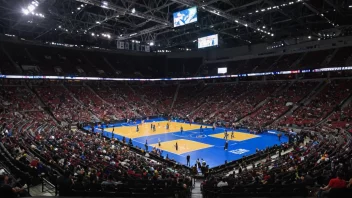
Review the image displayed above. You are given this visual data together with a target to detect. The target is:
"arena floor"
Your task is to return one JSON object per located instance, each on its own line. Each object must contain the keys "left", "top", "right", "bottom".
{"left": 84, "top": 118, "right": 288, "bottom": 168}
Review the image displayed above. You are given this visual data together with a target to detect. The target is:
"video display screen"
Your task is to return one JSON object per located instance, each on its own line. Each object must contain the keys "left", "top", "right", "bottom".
{"left": 198, "top": 34, "right": 218, "bottom": 48}
{"left": 173, "top": 7, "right": 198, "bottom": 27}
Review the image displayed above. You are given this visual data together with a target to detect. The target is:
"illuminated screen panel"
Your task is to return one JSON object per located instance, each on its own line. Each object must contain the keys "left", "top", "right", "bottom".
{"left": 173, "top": 7, "right": 198, "bottom": 27}
{"left": 198, "top": 34, "right": 218, "bottom": 48}
{"left": 218, "top": 67, "right": 227, "bottom": 74}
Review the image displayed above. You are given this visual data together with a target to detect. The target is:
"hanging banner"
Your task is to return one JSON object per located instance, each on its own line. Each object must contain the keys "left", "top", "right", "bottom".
{"left": 119, "top": 41, "right": 124, "bottom": 49}
{"left": 136, "top": 43, "right": 140, "bottom": 51}
{"left": 145, "top": 46, "right": 150, "bottom": 52}
{"left": 125, "top": 42, "right": 129, "bottom": 50}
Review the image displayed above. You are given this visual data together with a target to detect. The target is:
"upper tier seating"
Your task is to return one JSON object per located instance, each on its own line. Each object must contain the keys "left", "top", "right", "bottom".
{"left": 167, "top": 58, "right": 202, "bottom": 77}
{"left": 89, "top": 83, "right": 135, "bottom": 119}
{"left": 249, "top": 81, "right": 319, "bottom": 127}
{"left": 327, "top": 103, "right": 352, "bottom": 128}
{"left": 0, "top": 86, "right": 42, "bottom": 111}
{"left": 134, "top": 85, "right": 176, "bottom": 113}
{"left": 66, "top": 85, "right": 119, "bottom": 120}
{"left": 328, "top": 46, "right": 352, "bottom": 66}
{"left": 197, "top": 82, "right": 283, "bottom": 123}
{"left": 279, "top": 80, "right": 352, "bottom": 127}
{"left": 296, "top": 49, "right": 334, "bottom": 69}
{"left": 0, "top": 49, "right": 18, "bottom": 75}
{"left": 35, "top": 85, "right": 92, "bottom": 122}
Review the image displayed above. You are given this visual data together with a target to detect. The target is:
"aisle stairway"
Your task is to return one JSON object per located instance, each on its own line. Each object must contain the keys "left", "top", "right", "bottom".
{"left": 127, "top": 84, "right": 154, "bottom": 113}
{"left": 271, "top": 80, "right": 325, "bottom": 125}
{"left": 322, "top": 48, "right": 339, "bottom": 67}
{"left": 87, "top": 83, "right": 140, "bottom": 118}
{"left": 25, "top": 83, "right": 60, "bottom": 125}
{"left": 316, "top": 92, "right": 352, "bottom": 126}
{"left": 208, "top": 90, "right": 249, "bottom": 119}
{"left": 266, "top": 55, "right": 283, "bottom": 71}
{"left": 192, "top": 181, "right": 202, "bottom": 198}
{"left": 1, "top": 44, "right": 23, "bottom": 73}
{"left": 62, "top": 84, "right": 100, "bottom": 122}
{"left": 187, "top": 85, "right": 221, "bottom": 116}
{"left": 289, "top": 52, "right": 307, "bottom": 68}
{"left": 103, "top": 56, "right": 119, "bottom": 75}
{"left": 239, "top": 82, "right": 291, "bottom": 122}
{"left": 171, "top": 83, "right": 180, "bottom": 110}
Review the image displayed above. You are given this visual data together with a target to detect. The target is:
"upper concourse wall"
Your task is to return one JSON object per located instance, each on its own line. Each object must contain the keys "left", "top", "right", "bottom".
{"left": 166, "top": 36, "right": 352, "bottom": 63}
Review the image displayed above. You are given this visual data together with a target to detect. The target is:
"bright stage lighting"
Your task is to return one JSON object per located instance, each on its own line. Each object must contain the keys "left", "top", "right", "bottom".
{"left": 22, "top": 8, "right": 29, "bottom": 15}
{"left": 28, "top": 5, "right": 35, "bottom": 12}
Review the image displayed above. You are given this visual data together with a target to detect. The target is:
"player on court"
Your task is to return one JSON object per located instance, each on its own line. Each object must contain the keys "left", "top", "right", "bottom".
{"left": 181, "top": 126, "right": 183, "bottom": 134}
{"left": 231, "top": 131, "right": 234, "bottom": 139}
{"left": 136, "top": 125, "right": 139, "bottom": 132}
{"left": 112, "top": 127, "right": 115, "bottom": 138}
{"left": 224, "top": 130, "right": 228, "bottom": 140}
{"left": 224, "top": 140, "right": 228, "bottom": 150}
{"left": 145, "top": 140, "right": 148, "bottom": 151}
{"left": 175, "top": 142, "right": 178, "bottom": 151}
{"left": 166, "top": 123, "right": 169, "bottom": 130}
{"left": 158, "top": 138, "right": 161, "bottom": 147}
{"left": 200, "top": 125, "right": 203, "bottom": 132}
{"left": 186, "top": 155, "right": 190, "bottom": 166}
{"left": 153, "top": 125, "right": 156, "bottom": 132}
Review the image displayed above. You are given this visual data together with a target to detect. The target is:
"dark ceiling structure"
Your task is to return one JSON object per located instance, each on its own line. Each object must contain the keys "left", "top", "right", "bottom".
{"left": 0, "top": 0, "right": 351, "bottom": 51}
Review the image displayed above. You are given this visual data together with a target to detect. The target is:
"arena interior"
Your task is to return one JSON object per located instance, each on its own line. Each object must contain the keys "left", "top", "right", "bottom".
{"left": 1, "top": 0, "right": 352, "bottom": 198}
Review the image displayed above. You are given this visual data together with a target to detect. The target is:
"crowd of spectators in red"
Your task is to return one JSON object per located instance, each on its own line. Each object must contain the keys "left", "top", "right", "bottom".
{"left": 35, "top": 85, "right": 91, "bottom": 123}
{"left": 1, "top": 78, "right": 352, "bottom": 198}
{"left": 279, "top": 80, "right": 352, "bottom": 127}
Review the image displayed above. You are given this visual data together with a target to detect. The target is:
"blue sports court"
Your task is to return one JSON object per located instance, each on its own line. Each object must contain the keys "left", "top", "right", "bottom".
{"left": 84, "top": 118, "right": 288, "bottom": 168}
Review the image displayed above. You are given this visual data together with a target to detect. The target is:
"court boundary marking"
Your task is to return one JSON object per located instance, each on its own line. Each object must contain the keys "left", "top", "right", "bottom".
{"left": 209, "top": 131, "right": 260, "bottom": 141}
{"left": 85, "top": 123, "right": 287, "bottom": 167}
{"left": 149, "top": 138, "right": 215, "bottom": 156}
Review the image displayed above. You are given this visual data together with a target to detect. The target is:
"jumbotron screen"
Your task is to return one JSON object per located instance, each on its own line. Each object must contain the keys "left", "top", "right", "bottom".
{"left": 173, "top": 7, "right": 198, "bottom": 27}
{"left": 198, "top": 34, "right": 218, "bottom": 49}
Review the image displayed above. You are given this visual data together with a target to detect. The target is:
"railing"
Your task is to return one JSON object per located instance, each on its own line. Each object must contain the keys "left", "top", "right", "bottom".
{"left": 41, "top": 177, "right": 57, "bottom": 196}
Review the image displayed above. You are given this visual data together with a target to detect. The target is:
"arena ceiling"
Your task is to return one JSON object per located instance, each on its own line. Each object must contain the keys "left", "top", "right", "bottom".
{"left": 0, "top": 0, "right": 351, "bottom": 50}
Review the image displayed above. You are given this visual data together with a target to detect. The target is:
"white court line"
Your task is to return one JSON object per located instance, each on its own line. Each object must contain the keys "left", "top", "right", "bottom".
{"left": 171, "top": 133, "right": 189, "bottom": 138}
{"left": 213, "top": 143, "right": 237, "bottom": 148}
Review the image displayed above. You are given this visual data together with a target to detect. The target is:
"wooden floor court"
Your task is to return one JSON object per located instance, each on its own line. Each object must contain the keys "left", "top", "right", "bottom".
{"left": 88, "top": 119, "right": 287, "bottom": 168}
{"left": 104, "top": 121, "right": 258, "bottom": 156}
{"left": 210, "top": 132, "right": 258, "bottom": 141}
{"left": 104, "top": 121, "right": 202, "bottom": 139}
{"left": 150, "top": 139, "right": 213, "bottom": 155}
